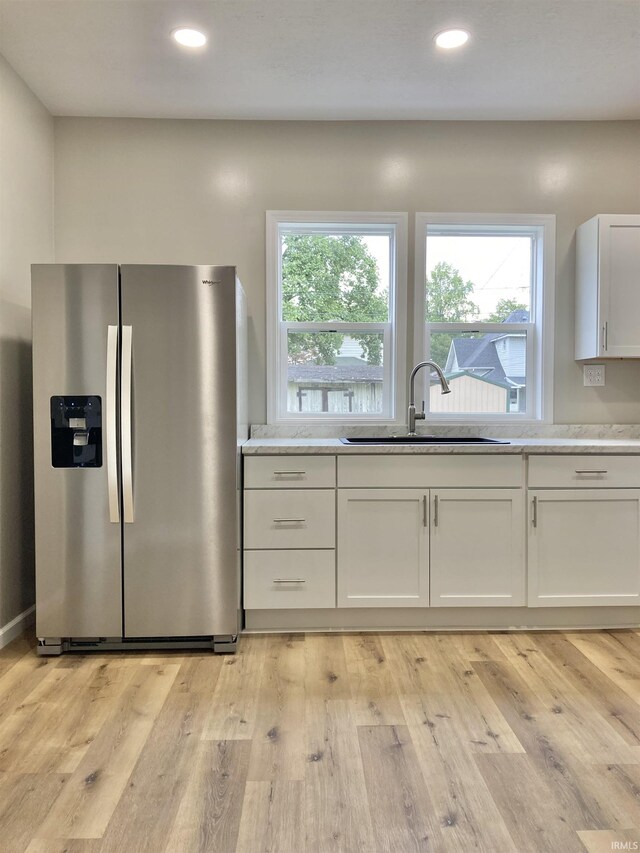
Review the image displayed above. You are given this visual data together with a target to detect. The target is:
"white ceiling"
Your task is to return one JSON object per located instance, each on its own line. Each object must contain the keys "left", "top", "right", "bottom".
{"left": 0, "top": 0, "right": 639, "bottom": 121}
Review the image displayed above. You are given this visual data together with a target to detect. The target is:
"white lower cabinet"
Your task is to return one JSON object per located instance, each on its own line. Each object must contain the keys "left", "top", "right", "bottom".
{"left": 243, "top": 459, "right": 337, "bottom": 610}
{"left": 244, "top": 453, "right": 640, "bottom": 619}
{"left": 430, "top": 489, "right": 525, "bottom": 607}
{"left": 337, "top": 489, "right": 429, "bottom": 607}
{"left": 528, "top": 489, "right": 640, "bottom": 606}
{"left": 337, "top": 487, "right": 524, "bottom": 608}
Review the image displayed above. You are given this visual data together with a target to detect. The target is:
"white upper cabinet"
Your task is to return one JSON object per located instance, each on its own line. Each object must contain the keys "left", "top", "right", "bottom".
{"left": 575, "top": 214, "right": 640, "bottom": 359}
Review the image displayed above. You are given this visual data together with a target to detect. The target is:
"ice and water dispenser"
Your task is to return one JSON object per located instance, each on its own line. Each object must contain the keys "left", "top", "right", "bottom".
{"left": 50, "top": 396, "right": 102, "bottom": 467}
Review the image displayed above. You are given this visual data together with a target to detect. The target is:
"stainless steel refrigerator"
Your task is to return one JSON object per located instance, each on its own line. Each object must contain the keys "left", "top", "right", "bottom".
{"left": 32, "top": 264, "right": 248, "bottom": 655}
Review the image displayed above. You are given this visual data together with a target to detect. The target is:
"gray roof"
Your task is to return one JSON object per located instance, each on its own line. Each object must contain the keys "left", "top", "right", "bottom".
{"left": 288, "top": 364, "right": 383, "bottom": 384}
{"left": 450, "top": 336, "right": 509, "bottom": 384}
{"left": 443, "top": 370, "right": 512, "bottom": 390}
{"left": 504, "top": 309, "right": 529, "bottom": 323}
{"left": 447, "top": 309, "right": 528, "bottom": 388}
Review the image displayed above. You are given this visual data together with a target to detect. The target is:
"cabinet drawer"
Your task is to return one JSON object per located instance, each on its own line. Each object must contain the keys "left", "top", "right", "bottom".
{"left": 528, "top": 455, "right": 640, "bottom": 488}
{"left": 244, "top": 550, "right": 335, "bottom": 609}
{"left": 244, "top": 489, "right": 335, "bottom": 549}
{"left": 338, "top": 455, "right": 522, "bottom": 488}
{"left": 245, "top": 456, "right": 335, "bottom": 489}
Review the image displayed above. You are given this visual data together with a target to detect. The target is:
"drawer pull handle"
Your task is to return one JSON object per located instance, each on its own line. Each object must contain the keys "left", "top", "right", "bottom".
{"left": 273, "top": 471, "right": 306, "bottom": 475}
{"left": 273, "top": 578, "right": 306, "bottom": 584}
{"left": 575, "top": 469, "right": 608, "bottom": 475}
{"left": 273, "top": 518, "right": 306, "bottom": 524}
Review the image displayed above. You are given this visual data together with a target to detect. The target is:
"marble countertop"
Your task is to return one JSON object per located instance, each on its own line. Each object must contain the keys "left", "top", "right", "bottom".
{"left": 242, "top": 437, "right": 640, "bottom": 455}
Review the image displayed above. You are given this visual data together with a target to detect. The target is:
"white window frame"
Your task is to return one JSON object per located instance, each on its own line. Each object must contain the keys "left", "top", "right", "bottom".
{"left": 414, "top": 213, "right": 555, "bottom": 423}
{"left": 267, "top": 211, "right": 408, "bottom": 425}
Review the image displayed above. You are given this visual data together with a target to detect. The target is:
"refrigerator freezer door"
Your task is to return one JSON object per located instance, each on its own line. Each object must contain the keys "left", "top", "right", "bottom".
{"left": 120, "top": 265, "right": 240, "bottom": 637}
{"left": 32, "top": 264, "right": 122, "bottom": 637}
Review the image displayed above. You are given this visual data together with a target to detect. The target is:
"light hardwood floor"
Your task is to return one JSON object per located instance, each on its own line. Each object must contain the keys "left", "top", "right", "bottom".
{"left": 0, "top": 630, "right": 639, "bottom": 853}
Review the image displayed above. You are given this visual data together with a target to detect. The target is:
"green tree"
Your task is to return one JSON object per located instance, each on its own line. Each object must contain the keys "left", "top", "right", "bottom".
{"left": 425, "top": 262, "right": 479, "bottom": 367}
{"left": 282, "top": 234, "right": 388, "bottom": 365}
{"left": 486, "top": 298, "right": 528, "bottom": 323}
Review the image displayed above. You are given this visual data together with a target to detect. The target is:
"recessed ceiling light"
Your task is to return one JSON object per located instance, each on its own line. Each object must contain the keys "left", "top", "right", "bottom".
{"left": 172, "top": 28, "right": 207, "bottom": 48}
{"left": 434, "top": 29, "right": 470, "bottom": 49}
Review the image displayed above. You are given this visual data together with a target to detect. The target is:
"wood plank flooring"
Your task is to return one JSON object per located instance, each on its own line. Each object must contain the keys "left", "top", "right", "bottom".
{"left": 0, "top": 630, "right": 639, "bottom": 852}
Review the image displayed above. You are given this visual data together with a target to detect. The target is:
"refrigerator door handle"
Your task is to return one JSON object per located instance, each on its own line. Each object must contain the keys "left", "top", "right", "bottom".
{"left": 106, "top": 325, "right": 120, "bottom": 523}
{"left": 122, "top": 324, "right": 134, "bottom": 523}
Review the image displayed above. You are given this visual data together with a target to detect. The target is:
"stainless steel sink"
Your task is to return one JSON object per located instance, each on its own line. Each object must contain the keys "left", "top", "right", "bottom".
{"left": 339, "top": 436, "right": 510, "bottom": 445}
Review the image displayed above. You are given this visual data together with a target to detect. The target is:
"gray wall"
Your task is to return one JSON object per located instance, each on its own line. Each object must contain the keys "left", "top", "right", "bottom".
{"left": 53, "top": 118, "right": 640, "bottom": 425}
{"left": 0, "top": 54, "right": 54, "bottom": 629}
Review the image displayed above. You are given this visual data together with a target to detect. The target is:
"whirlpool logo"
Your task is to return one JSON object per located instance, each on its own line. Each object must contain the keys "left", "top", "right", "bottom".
{"left": 202, "top": 279, "right": 220, "bottom": 286}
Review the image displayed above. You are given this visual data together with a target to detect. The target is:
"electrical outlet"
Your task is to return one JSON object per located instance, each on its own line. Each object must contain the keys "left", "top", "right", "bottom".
{"left": 584, "top": 364, "right": 605, "bottom": 386}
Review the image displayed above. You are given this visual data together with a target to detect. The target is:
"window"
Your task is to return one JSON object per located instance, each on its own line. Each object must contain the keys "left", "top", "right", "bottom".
{"left": 267, "top": 212, "right": 407, "bottom": 423}
{"left": 414, "top": 214, "right": 555, "bottom": 422}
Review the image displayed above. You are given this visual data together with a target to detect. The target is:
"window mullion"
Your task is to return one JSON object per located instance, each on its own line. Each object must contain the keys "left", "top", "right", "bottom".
{"left": 382, "top": 325, "right": 392, "bottom": 418}
{"left": 279, "top": 321, "right": 288, "bottom": 419}
{"left": 525, "top": 323, "right": 535, "bottom": 419}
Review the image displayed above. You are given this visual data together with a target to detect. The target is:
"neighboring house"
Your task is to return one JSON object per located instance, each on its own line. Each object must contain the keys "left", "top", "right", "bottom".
{"left": 431, "top": 310, "right": 528, "bottom": 413}
{"left": 289, "top": 314, "right": 527, "bottom": 416}
{"left": 288, "top": 336, "right": 383, "bottom": 414}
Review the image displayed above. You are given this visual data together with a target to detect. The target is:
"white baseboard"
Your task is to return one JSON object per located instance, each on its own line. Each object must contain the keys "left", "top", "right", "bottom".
{"left": 244, "top": 605, "right": 640, "bottom": 633}
{"left": 0, "top": 605, "right": 35, "bottom": 650}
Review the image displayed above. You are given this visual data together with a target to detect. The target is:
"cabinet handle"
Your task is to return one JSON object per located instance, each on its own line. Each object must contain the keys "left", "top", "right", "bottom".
{"left": 273, "top": 471, "right": 306, "bottom": 476}
{"left": 532, "top": 496, "right": 537, "bottom": 528}
{"left": 422, "top": 495, "right": 428, "bottom": 527}
{"left": 603, "top": 322, "right": 608, "bottom": 351}
{"left": 273, "top": 517, "right": 306, "bottom": 524}
{"left": 433, "top": 495, "right": 439, "bottom": 527}
{"left": 273, "top": 578, "right": 306, "bottom": 584}
{"left": 575, "top": 469, "right": 607, "bottom": 475}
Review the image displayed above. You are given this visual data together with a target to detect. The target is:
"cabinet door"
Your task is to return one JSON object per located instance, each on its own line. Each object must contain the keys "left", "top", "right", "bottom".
{"left": 600, "top": 217, "right": 640, "bottom": 357}
{"left": 430, "top": 489, "right": 525, "bottom": 607}
{"left": 528, "top": 489, "right": 640, "bottom": 606}
{"left": 337, "top": 489, "right": 429, "bottom": 607}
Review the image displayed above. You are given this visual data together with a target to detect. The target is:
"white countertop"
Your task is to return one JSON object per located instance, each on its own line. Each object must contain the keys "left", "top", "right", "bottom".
{"left": 242, "top": 437, "right": 640, "bottom": 455}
